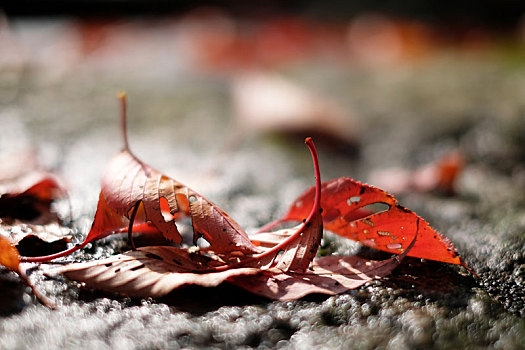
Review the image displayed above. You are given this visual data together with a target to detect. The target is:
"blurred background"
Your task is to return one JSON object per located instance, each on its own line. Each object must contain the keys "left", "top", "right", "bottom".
{"left": 2, "top": 0, "right": 525, "bottom": 197}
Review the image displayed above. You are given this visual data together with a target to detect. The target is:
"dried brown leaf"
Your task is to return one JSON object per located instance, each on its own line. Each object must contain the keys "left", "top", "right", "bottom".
{"left": 228, "top": 254, "right": 406, "bottom": 301}
{"left": 53, "top": 246, "right": 260, "bottom": 298}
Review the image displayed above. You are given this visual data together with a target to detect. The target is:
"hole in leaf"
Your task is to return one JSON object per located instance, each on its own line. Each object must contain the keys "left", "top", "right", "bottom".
{"left": 130, "top": 264, "right": 145, "bottom": 271}
{"left": 196, "top": 236, "right": 211, "bottom": 249}
{"left": 343, "top": 202, "right": 390, "bottom": 222}
{"left": 145, "top": 253, "right": 163, "bottom": 260}
{"left": 273, "top": 250, "right": 284, "bottom": 265}
{"left": 387, "top": 243, "right": 402, "bottom": 250}
{"left": 159, "top": 197, "right": 175, "bottom": 221}
{"left": 347, "top": 196, "right": 361, "bottom": 205}
{"left": 16, "top": 235, "right": 69, "bottom": 257}
{"left": 127, "top": 201, "right": 146, "bottom": 224}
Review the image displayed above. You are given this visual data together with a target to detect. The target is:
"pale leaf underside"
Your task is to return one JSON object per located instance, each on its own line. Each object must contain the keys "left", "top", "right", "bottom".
{"left": 229, "top": 254, "right": 404, "bottom": 301}
{"left": 54, "top": 243, "right": 410, "bottom": 301}
{"left": 0, "top": 219, "right": 72, "bottom": 245}
{"left": 53, "top": 246, "right": 261, "bottom": 298}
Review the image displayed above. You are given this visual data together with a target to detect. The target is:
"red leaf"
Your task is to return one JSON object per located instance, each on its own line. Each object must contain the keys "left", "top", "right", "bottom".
{"left": 0, "top": 151, "right": 64, "bottom": 224}
{"left": 369, "top": 151, "right": 464, "bottom": 195}
{"left": 83, "top": 92, "right": 259, "bottom": 255}
{"left": 22, "top": 92, "right": 260, "bottom": 262}
{"left": 0, "top": 236, "right": 55, "bottom": 308}
{"left": 262, "top": 177, "right": 465, "bottom": 266}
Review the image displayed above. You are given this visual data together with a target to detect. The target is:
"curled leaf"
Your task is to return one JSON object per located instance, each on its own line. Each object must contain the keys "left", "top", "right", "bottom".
{"left": 0, "top": 150, "right": 66, "bottom": 224}
{"left": 243, "top": 137, "right": 323, "bottom": 272}
{"left": 85, "top": 93, "right": 259, "bottom": 255}
{"left": 21, "top": 93, "right": 260, "bottom": 263}
{"left": 0, "top": 219, "right": 72, "bottom": 258}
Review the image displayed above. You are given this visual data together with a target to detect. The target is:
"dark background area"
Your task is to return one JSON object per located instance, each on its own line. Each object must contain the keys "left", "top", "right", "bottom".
{"left": 2, "top": 0, "right": 525, "bottom": 27}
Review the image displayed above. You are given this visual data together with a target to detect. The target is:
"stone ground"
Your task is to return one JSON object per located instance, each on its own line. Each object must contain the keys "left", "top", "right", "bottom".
{"left": 1, "top": 18, "right": 525, "bottom": 349}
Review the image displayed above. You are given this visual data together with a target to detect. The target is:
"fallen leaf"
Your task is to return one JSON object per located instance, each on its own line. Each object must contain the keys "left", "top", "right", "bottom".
{"left": 22, "top": 92, "right": 260, "bottom": 262}
{"left": 228, "top": 247, "right": 411, "bottom": 301}
{"left": 88, "top": 92, "right": 259, "bottom": 254}
{"left": 53, "top": 245, "right": 261, "bottom": 298}
{"left": 260, "top": 177, "right": 466, "bottom": 267}
{"left": 0, "top": 219, "right": 72, "bottom": 246}
{"left": 0, "top": 219, "right": 72, "bottom": 257}
{"left": 369, "top": 151, "right": 464, "bottom": 195}
{"left": 54, "top": 243, "right": 410, "bottom": 301}
{"left": 55, "top": 219, "right": 415, "bottom": 301}
{"left": 0, "top": 235, "right": 55, "bottom": 308}
{"left": 0, "top": 151, "right": 71, "bottom": 260}
{"left": 0, "top": 151, "right": 64, "bottom": 224}
{"left": 232, "top": 72, "right": 355, "bottom": 146}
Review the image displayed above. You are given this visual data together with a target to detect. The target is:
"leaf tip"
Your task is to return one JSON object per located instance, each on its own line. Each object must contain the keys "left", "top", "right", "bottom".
{"left": 461, "top": 258, "right": 480, "bottom": 278}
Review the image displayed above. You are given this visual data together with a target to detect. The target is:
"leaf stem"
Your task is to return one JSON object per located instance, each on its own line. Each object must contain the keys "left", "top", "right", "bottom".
{"left": 252, "top": 137, "right": 321, "bottom": 259}
{"left": 205, "top": 137, "right": 322, "bottom": 272}
{"left": 256, "top": 138, "right": 321, "bottom": 233}
{"left": 118, "top": 91, "right": 129, "bottom": 152}
{"left": 19, "top": 240, "right": 89, "bottom": 263}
